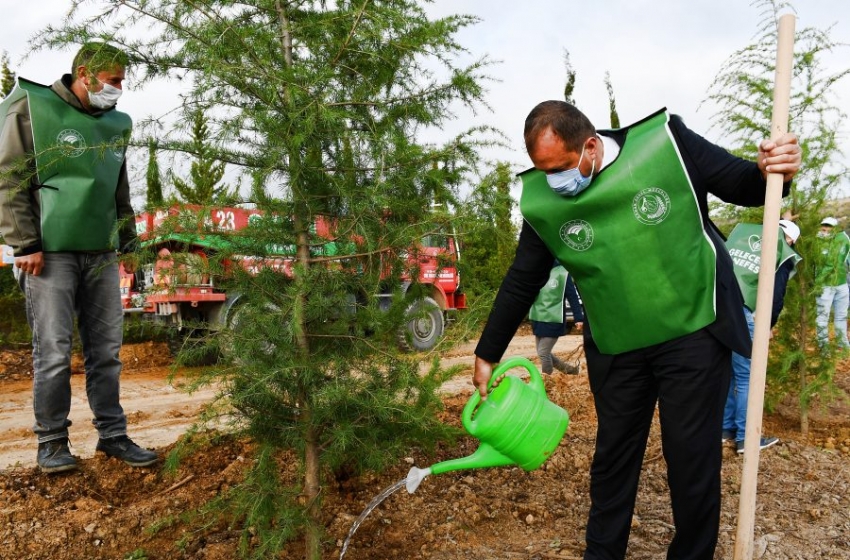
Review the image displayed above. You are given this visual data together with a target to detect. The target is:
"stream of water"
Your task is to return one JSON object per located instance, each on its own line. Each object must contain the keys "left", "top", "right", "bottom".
{"left": 339, "top": 478, "right": 407, "bottom": 559}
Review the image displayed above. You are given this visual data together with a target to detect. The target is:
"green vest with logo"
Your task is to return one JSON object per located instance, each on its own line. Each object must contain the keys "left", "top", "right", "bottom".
{"left": 529, "top": 265, "right": 568, "bottom": 323}
{"left": 814, "top": 231, "right": 850, "bottom": 287}
{"left": 726, "top": 223, "right": 802, "bottom": 312}
{"left": 520, "top": 110, "right": 716, "bottom": 354}
{"left": 15, "top": 78, "right": 131, "bottom": 251}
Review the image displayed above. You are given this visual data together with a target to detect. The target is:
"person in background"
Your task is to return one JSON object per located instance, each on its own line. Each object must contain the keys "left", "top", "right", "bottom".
{"left": 0, "top": 42, "right": 158, "bottom": 473}
{"left": 529, "top": 262, "right": 583, "bottom": 375}
{"left": 814, "top": 216, "right": 850, "bottom": 350}
{"left": 471, "top": 100, "right": 801, "bottom": 560}
{"left": 723, "top": 219, "right": 802, "bottom": 454}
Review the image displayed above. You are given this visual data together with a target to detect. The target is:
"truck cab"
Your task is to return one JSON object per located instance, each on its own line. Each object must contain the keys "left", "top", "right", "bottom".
{"left": 121, "top": 204, "right": 465, "bottom": 352}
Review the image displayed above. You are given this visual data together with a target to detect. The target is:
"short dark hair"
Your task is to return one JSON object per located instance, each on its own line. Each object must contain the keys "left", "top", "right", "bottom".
{"left": 71, "top": 42, "right": 129, "bottom": 76}
{"left": 524, "top": 100, "right": 596, "bottom": 154}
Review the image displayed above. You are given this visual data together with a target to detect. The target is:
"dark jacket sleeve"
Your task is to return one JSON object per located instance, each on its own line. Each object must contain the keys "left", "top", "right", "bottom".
{"left": 0, "top": 97, "right": 42, "bottom": 256}
{"left": 115, "top": 160, "right": 138, "bottom": 254}
{"left": 475, "top": 220, "right": 554, "bottom": 363}
{"left": 771, "top": 259, "right": 794, "bottom": 327}
{"left": 667, "top": 115, "right": 791, "bottom": 207}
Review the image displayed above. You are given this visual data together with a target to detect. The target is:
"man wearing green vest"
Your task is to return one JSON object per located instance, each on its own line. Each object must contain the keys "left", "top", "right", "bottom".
{"left": 813, "top": 216, "right": 850, "bottom": 350}
{"left": 0, "top": 42, "right": 158, "bottom": 473}
{"left": 723, "top": 220, "right": 802, "bottom": 454}
{"left": 529, "top": 262, "right": 583, "bottom": 374}
{"left": 471, "top": 100, "right": 801, "bottom": 560}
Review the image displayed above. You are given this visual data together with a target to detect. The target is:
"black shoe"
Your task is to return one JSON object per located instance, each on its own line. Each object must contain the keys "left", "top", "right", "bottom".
{"left": 37, "top": 438, "right": 78, "bottom": 474}
{"left": 736, "top": 436, "right": 779, "bottom": 454}
{"left": 96, "top": 436, "right": 158, "bottom": 467}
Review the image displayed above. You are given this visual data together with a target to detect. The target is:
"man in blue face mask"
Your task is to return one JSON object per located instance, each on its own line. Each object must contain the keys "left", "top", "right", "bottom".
{"left": 544, "top": 138, "right": 596, "bottom": 196}
{"left": 470, "top": 100, "right": 802, "bottom": 560}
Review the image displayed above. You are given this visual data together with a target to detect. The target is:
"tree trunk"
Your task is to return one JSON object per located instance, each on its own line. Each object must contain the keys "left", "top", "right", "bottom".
{"left": 274, "top": 4, "right": 322, "bottom": 557}
{"left": 293, "top": 211, "right": 322, "bottom": 560}
{"left": 303, "top": 414, "right": 322, "bottom": 560}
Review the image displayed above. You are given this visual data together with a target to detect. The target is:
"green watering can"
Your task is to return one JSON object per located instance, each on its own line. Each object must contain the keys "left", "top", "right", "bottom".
{"left": 406, "top": 356, "right": 570, "bottom": 493}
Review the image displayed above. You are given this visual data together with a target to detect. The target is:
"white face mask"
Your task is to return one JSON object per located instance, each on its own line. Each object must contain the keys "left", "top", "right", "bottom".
{"left": 88, "top": 83, "right": 122, "bottom": 109}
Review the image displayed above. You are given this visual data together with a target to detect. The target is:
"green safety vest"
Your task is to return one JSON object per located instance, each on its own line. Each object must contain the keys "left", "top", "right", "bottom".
{"left": 529, "top": 266, "right": 567, "bottom": 323}
{"left": 520, "top": 110, "right": 716, "bottom": 354}
{"left": 10, "top": 78, "right": 131, "bottom": 251}
{"left": 814, "top": 230, "right": 850, "bottom": 287}
{"left": 726, "top": 223, "right": 802, "bottom": 312}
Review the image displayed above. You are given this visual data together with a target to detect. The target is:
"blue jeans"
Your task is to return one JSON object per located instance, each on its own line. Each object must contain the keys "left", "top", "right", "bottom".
{"left": 15, "top": 252, "right": 127, "bottom": 443}
{"left": 815, "top": 284, "right": 849, "bottom": 349}
{"left": 724, "top": 307, "right": 755, "bottom": 443}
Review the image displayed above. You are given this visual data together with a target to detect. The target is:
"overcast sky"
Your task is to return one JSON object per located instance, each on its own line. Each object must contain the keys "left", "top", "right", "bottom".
{"left": 3, "top": 0, "right": 849, "bottom": 198}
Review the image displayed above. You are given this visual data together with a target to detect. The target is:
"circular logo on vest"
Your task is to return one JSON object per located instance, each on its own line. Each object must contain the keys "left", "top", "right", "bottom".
{"left": 56, "top": 129, "right": 86, "bottom": 158}
{"left": 747, "top": 234, "right": 762, "bottom": 252}
{"left": 109, "top": 135, "right": 126, "bottom": 162}
{"left": 632, "top": 187, "right": 671, "bottom": 225}
{"left": 560, "top": 220, "right": 594, "bottom": 252}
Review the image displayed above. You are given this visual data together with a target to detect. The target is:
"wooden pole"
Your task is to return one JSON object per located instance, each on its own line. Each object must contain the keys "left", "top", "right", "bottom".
{"left": 732, "top": 11, "right": 796, "bottom": 560}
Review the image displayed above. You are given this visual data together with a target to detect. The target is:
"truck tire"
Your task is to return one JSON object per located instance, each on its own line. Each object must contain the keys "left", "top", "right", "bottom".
{"left": 398, "top": 296, "right": 444, "bottom": 352}
{"left": 167, "top": 328, "right": 219, "bottom": 366}
{"left": 223, "top": 300, "right": 278, "bottom": 360}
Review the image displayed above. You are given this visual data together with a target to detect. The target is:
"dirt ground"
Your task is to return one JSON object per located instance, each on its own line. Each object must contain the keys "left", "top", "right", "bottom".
{"left": 1, "top": 329, "right": 849, "bottom": 559}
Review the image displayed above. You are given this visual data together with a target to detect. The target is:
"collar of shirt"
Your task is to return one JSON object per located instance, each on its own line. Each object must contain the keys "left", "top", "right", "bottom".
{"left": 599, "top": 134, "right": 620, "bottom": 170}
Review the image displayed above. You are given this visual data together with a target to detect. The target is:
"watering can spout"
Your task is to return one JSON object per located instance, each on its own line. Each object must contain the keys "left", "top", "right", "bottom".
{"left": 405, "top": 466, "right": 431, "bottom": 494}
{"left": 428, "top": 442, "right": 515, "bottom": 477}
{"left": 407, "top": 443, "right": 514, "bottom": 493}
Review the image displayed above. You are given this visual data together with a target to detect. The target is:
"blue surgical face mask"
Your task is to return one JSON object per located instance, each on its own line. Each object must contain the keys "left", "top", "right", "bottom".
{"left": 545, "top": 143, "right": 595, "bottom": 197}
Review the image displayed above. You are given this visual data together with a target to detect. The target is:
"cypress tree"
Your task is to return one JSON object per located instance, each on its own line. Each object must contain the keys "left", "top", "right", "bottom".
{"left": 0, "top": 51, "right": 15, "bottom": 98}
{"left": 145, "top": 138, "right": 164, "bottom": 209}
{"left": 31, "top": 3, "right": 494, "bottom": 558}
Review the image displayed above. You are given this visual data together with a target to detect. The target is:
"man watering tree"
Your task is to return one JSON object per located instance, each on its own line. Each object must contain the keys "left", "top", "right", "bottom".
{"left": 471, "top": 100, "right": 801, "bottom": 560}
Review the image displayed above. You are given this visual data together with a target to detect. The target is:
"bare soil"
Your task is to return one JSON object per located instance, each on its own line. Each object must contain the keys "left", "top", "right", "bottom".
{"left": 1, "top": 329, "right": 849, "bottom": 559}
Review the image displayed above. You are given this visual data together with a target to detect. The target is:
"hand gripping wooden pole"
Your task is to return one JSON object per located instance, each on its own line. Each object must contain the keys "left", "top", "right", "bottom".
{"left": 733, "top": 11, "right": 796, "bottom": 560}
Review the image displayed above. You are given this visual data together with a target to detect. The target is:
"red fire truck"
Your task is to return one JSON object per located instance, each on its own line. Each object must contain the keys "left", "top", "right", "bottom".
{"left": 120, "top": 205, "right": 466, "bottom": 352}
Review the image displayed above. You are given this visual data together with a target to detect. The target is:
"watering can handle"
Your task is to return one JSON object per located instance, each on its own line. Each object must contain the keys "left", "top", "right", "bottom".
{"left": 462, "top": 356, "right": 545, "bottom": 434}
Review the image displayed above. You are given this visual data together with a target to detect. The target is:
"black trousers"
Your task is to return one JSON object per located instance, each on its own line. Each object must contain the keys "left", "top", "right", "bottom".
{"left": 583, "top": 328, "right": 731, "bottom": 560}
